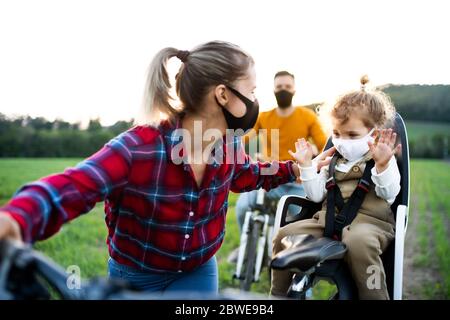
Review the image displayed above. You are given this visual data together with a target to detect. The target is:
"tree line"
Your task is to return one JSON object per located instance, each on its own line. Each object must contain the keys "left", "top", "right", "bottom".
{"left": 1, "top": 84, "right": 449, "bottom": 159}
{"left": 382, "top": 84, "right": 450, "bottom": 123}
{"left": 0, "top": 114, "right": 133, "bottom": 158}
{"left": 381, "top": 84, "right": 450, "bottom": 159}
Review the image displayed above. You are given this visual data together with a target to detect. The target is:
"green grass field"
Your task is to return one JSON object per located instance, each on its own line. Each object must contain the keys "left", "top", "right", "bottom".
{"left": 0, "top": 158, "right": 449, "bottom": 299}
{"left": 408, "top": 160, "right": 450, "bottom": 298}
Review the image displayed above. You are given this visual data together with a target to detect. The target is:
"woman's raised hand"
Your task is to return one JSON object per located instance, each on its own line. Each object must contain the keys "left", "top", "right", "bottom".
{"left": 314, "top": 146, "right": 336, "bottom": 171}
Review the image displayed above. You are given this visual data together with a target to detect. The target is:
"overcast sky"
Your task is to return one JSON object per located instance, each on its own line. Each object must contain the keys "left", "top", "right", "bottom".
{"left": 1, "top": 0, "right": 449, "bottom": 126}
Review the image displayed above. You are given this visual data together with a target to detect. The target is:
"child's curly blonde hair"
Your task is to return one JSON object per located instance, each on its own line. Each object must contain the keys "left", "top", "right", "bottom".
{"left": 331, "top": 75, "right": 396, "bottom": 128}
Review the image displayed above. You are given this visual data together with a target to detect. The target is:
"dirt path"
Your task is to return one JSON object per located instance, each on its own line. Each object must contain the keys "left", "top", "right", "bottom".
{"left": 402, "top": 197, "right": 443, "bottom": 299}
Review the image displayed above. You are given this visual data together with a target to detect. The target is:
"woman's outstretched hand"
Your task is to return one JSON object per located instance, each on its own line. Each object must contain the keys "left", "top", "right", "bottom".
{"left": 0, "top": 212, "right": 23, "bottom": 242}
{"left": 314, "top": 146, "right": 336, "bottom": 171}
{"left": 289, "top": 138, "right": 336, "bottom": 176}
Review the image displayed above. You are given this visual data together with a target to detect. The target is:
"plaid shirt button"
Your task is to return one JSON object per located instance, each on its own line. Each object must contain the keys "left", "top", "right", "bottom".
{"left": 189, "top": 211, "right": 194, "bottom": 216}
{"left": 185, "top": 234, "right": 190, "bottom": 239}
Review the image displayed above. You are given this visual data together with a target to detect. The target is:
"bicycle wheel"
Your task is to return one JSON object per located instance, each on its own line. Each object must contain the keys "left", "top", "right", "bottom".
{"left": 239, "top": 220, "right": 261, "bottom": 291}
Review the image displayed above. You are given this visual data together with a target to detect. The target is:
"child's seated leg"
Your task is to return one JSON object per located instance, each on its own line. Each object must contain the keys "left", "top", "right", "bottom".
{"left": 341, "top": 214, "right": 395, "bottom": 300}
{"left": 270, "top": 217, "right": 324, "bottom": 297}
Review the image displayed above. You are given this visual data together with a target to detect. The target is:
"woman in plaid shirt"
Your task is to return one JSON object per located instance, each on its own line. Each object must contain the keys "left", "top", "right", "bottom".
{"left": 0, "top": 41, "right": 332, "bottom": 296}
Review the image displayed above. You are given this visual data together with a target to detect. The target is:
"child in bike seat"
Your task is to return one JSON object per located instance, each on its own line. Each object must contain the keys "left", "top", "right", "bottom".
{"left": 270, "top": 75, "right": 402, "bottom": 299}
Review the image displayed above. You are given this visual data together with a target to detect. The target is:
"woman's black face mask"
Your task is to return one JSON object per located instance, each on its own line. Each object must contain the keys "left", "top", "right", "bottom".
{"left": 216, "top": 86, "right": 259, "bottom": 133}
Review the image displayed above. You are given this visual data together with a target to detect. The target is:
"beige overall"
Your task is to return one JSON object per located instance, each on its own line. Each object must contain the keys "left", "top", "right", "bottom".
{"left": 271, "top": 154, "right": 396, "bottom": 299}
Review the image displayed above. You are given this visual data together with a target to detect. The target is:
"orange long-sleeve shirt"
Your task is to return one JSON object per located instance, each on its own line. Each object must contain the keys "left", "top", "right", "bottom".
{"left": 247, "top": 106, "right": 327, "bottom": 161}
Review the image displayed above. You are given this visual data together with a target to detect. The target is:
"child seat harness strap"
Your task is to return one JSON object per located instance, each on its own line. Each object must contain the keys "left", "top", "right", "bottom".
{"left": 323, "top": 153, "right": 375, "bottom": 240}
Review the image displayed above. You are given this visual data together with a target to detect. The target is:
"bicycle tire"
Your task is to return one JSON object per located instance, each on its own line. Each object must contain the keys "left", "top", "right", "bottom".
{"left": 239, "top": 220, "right": 261, "bottom": 291}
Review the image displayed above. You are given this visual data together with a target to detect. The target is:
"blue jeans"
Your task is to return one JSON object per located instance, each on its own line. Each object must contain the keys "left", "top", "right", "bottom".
{"left": 235, "top": 182, "right": 305, "bottom": 234}
{"left": 108, "top": 255, "right": 218, "bottom": 298}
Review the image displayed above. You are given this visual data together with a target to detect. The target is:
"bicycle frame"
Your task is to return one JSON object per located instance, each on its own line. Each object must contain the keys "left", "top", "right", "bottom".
{"left": 288, "top": 272, "right": 313, "bottom": 299}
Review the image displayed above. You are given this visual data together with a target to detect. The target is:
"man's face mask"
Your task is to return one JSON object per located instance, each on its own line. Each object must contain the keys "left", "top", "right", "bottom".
{"left": 274, "top": 90, "right": 294, "bottom": 109}
{"left": 332, "top": 128, "right": 375, "bottom": 161}
{"left": 216, "top": 86, "right": 259, "bottom": 133}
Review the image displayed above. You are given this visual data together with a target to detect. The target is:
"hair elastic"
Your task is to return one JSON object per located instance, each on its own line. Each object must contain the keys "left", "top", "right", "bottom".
{"left": 176, "top": 50, "right": 190, "bottom": 62}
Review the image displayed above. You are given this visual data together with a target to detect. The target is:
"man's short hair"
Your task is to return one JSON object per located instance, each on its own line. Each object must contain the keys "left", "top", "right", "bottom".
{"left": 274, "top": 71, "right": 295, "bottom": 80}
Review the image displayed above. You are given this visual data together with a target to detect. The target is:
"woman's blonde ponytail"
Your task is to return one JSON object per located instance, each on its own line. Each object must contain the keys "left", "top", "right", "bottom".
{"left": 137, "top": 47, "right": 179, "bottom": 126}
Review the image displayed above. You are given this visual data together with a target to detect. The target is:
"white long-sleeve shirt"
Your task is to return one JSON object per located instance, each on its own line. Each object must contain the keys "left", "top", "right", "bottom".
{"left": 300, "top": 155, "right": 401, "bottom": 205}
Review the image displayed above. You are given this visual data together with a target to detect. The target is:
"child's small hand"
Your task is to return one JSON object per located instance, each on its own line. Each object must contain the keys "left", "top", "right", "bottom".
{"left": 368, "top": 128, "right": 402, "bottom": 173}
{"left": 289, "top": 138, "right": 314, "bottom": 167}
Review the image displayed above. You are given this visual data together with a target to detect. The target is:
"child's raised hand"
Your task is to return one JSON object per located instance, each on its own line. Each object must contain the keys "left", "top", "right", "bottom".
{"left": 289, "top": 138, "right": 314, "bottom": 167}
{"left": 368, "top": 128, "right": 402, "bottom": 173}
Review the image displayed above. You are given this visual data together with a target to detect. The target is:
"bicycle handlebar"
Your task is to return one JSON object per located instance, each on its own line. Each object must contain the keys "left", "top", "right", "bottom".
{"left": 0, "top": 240, "right": 209, "bottom": 300}
{"left": 0, "top": 240, "right": 272, "bottom": 300}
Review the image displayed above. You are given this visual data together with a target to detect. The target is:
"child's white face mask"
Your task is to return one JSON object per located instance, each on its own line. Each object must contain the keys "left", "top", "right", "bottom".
{"left": 332, "top": 128, "right": 375, "bottom": 161}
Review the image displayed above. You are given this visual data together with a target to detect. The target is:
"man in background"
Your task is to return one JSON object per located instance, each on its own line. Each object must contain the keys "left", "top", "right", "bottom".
{"left": 229, "top": 71, "right": 327, "bottom": 262}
